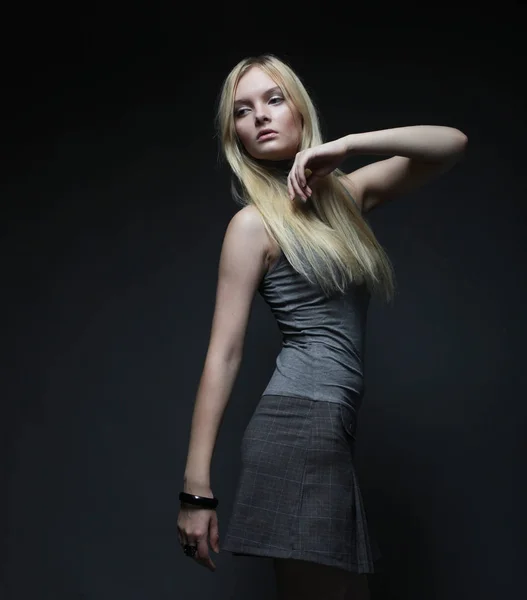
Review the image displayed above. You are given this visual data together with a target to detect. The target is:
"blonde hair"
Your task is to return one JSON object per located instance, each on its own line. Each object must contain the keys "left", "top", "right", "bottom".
{"left": 216, "top": 53, "right": 396, "bottom": 302}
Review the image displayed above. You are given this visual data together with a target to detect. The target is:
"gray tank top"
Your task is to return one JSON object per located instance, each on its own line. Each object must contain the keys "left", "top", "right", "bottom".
{"left": 258, "top": 250, "right": 370, "bottom": 411}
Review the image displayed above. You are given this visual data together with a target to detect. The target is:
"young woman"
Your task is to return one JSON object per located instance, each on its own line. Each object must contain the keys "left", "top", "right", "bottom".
{"left": 177, "top": 54, "right": 467, "bottom": 599}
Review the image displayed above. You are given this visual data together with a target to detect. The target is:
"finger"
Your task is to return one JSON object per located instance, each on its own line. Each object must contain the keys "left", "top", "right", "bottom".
{"left": 298, "top": 161, "right": 312, "bottom": 200}
{"left": 291, "top": 163, "right": 307, "bottom": 202}
{"left": 288, "top": 156, "right": 307, "bottom": 202}
{"left": 209, "top": 512, "right": 220, "bottom": 553}
{"left": 287, "top": 173, "right": 295, "bottom": 201}
{"left": 295, "top": 160, "right": 308, "bottom": 199}
{"left": 304, "top": 168, "right": 313, "bottom": 196}
{"left": 296, "top": 159, "right": 308, "bottom": 190}
{"left": 287, "top": 160, "right": 299, "bottom": 200}
{"left": 287, "top": 167, "right": 297, "bottom": 201}
{"left": 197, "top": 536, "right": 216, "bottom": 572}
{"left": 178, "top": 523, "right": 188, "bottom": 548}
{"left": 183, "top": 535, "right": 200, "bottom": 563}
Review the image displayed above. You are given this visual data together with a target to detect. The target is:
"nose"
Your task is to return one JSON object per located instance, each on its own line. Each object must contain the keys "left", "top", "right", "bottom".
{"left": 254, "top": 104, "right": 270, "bottom": 124}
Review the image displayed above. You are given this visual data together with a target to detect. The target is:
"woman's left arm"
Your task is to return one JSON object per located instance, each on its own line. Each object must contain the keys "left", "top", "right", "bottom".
{"left": 339, "top": 125, "right": 468, "bottom": 213}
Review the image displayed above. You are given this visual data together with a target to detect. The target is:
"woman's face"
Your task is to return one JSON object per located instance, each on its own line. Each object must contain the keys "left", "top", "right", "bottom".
{"left": 233, "top": 66, "right": 302, "bottom": 161}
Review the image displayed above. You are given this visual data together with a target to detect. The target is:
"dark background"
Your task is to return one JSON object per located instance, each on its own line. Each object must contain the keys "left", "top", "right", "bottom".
{"left": 2, "top": 5, "right": 526, "bottom": 599}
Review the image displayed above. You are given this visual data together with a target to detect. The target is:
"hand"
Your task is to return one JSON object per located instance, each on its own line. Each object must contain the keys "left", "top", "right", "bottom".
{"left": 177, "top": 502, "right": 220, "bottom": 572}
{"left": 287, "top": 138, "right": 348, "bottom": 202}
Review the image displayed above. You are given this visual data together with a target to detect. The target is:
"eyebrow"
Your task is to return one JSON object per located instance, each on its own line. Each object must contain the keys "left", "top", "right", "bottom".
{"left": 233, "top": 86, "right": 283, "bottom": 107}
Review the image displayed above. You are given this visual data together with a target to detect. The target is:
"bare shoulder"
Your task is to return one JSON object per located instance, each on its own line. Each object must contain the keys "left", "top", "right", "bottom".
{"left": 230, "top": 205, "right": 279, "bottom": 268}
{"left": 232, "top": 204, "right": 266, "bottom": 230}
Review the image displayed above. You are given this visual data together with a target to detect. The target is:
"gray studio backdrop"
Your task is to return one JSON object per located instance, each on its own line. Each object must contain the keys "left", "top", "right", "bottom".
{"left": 3, "top": 19, "right": 525, "bottom": 600}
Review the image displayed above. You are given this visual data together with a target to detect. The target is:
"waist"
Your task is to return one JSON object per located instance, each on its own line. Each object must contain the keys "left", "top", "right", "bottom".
{"left": 275, "top": 342, "right": 363, "bottom": 374}
{"left": 262, "top": 345, "right": 366, "bottom": 406}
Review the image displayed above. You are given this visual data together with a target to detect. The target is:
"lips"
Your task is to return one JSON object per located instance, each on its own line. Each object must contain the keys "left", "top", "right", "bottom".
{"left": 257, "top": 129, "right": 278, "bottom": 140}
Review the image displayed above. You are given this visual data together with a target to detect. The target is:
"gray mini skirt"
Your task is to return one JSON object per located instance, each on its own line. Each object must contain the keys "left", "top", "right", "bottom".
{"left": 220, "top": 394, "right": 382, "bottom": 574}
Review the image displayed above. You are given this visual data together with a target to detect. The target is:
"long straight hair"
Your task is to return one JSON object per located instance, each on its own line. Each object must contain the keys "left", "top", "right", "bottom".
{"left": 216, "top": 54, "right": 396, "bottom": 302}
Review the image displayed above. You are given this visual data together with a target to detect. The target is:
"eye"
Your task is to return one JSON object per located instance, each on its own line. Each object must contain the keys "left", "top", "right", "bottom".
{"left": 269, "top": 96, "right": 284, "bottom": 104}
{"left": 234, "top": 107, "right": 249, "bottom": 118}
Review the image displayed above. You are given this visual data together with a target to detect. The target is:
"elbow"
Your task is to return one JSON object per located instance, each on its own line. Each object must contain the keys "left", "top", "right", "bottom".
{"left": 453, "top": 129, "right": 468, "bottom": 161}
{"left": 206, "top": 347, "right": 244, "bottom": 368}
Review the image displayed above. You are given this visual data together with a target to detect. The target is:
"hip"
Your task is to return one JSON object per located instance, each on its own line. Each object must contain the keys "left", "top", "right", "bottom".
{"left": 241, "top": 394, "right": 361, "bottom": 461}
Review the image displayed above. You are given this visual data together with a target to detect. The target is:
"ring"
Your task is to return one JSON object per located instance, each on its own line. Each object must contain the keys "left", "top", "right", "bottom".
{"left": 183, "top": 543, "right": 198, "bottom": 558}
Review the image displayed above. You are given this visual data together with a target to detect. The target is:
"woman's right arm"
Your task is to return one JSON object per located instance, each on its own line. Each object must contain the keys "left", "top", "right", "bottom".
{"left": 183, "top": 205, "right": 270, "bottom": 497}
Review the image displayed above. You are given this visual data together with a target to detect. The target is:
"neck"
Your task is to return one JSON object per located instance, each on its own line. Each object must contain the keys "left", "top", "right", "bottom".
{"left": 257, "top": 157, "right": 294, "bottom": 177}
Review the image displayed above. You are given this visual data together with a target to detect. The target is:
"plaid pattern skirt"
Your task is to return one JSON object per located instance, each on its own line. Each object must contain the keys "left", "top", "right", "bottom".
{"left": 220, "top": 394, "right": 382, "bottom": 574}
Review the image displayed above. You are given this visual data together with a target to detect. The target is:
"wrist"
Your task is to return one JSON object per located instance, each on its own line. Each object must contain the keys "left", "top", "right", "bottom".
{"left": 340, "top": 134, "right": 356, "bottom": 155}
{"left": 183, "top": 476, "right": 212, "bottom": 496}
